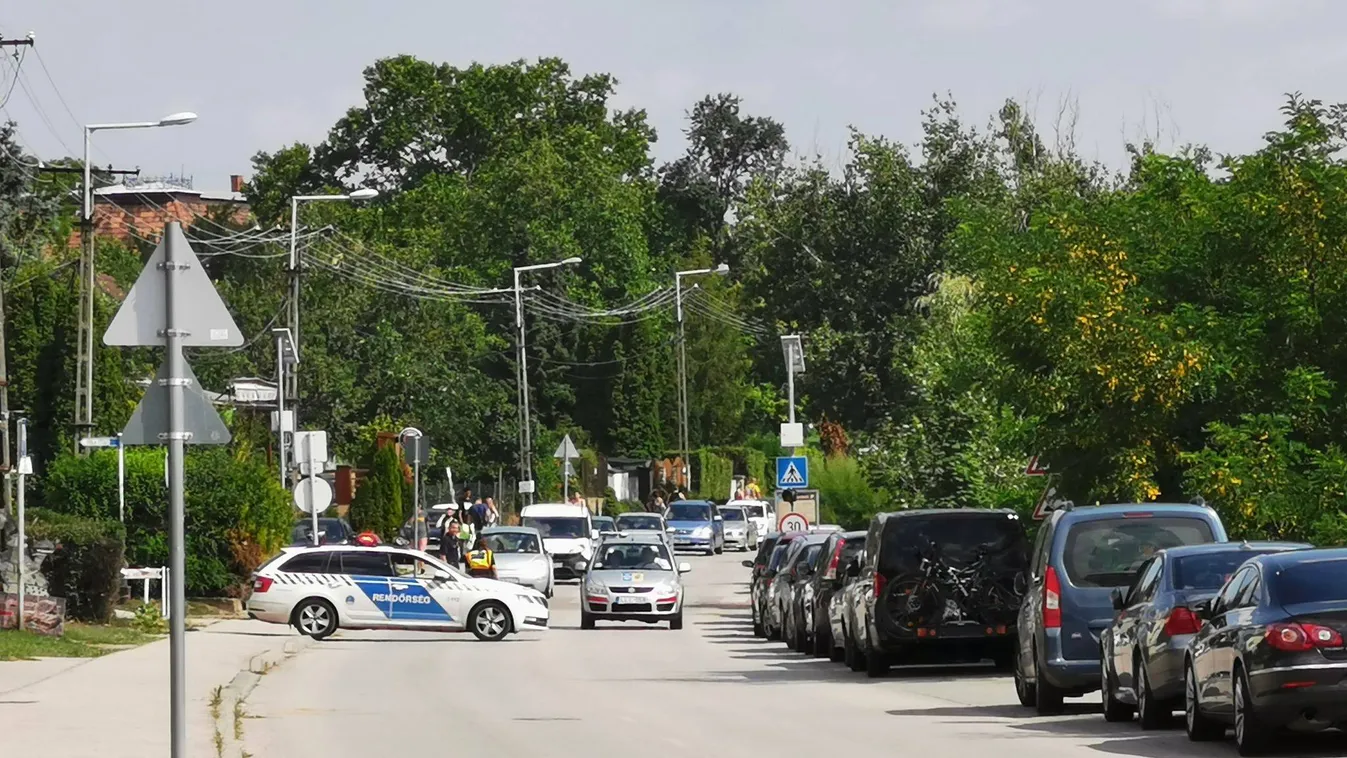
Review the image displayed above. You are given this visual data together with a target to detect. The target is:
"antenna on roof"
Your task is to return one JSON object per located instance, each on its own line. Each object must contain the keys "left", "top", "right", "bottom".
{"left": 1190, "top": 495, "right": 1207, "bottom": 507}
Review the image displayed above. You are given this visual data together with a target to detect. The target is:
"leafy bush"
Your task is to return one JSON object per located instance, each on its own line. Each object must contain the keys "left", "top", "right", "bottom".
{"left": 693, "top": 449, "right": 734, "bottom": 499}
{"left": 26, "top": 510, "right": 126, "bottom": 622}
{"left": 40, "top": 448, "right": 293, "bottom": 597}
{"left": 807, "top": 452, "right": 880, "bottom": 529}
{"left": 350, "top": 443, "right": 404, "bottom": 539}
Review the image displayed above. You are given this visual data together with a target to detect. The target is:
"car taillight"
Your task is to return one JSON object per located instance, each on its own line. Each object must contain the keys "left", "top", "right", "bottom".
{"left": 1163, "top": 606, "right": 1201, "bottom": 636}
{"left": 874, "top": 572, "right": 886, "bottom": 599}
{"left": 252, "top": 576, "right": 273, "bottom": 593}
{"left": 1266, "top": 622, "right": 1344, "bottom": 652}
{"left": 1043, "top": 567, "right": 1061, "bottom": 629}
{"left": 823, "top": 542, "right": 844, "bottom": 580}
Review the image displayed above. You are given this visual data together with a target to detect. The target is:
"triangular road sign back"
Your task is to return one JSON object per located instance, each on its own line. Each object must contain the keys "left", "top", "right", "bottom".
{"left": 1025, "top": 454, "right": 1050, "bottom": 476}
{"left": 553, "top": 433, "right": 580, "bottom": 460}
{"left": 780, "top": 462, "right": 805, "bottom": 486}
{"left": 121, "top": 356, "right": 232, "bottom": 446}
{"left": 104, "top": 224, "right": 244, "bottom": 347}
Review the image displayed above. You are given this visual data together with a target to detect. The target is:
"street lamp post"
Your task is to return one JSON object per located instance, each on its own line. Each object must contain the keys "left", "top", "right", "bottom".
{"left": 399, "top": 427, "right": 423, "bottom": 549}
{"left": 285, "top": 188, "right": 378, "bottom": 480}
{"left": 513, "top": 257, "right": 582, "bottom": 505}
{"left": 674, "top": 264, "right": 730, "bottom": 489}
{"left": 75, "top": 112, "right": 197, "bottom": 452}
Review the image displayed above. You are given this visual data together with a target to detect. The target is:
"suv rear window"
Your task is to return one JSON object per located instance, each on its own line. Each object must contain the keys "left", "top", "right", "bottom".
{"left": 1064, "top": 517, "right": 1215, "bottom": 587}
{"left": 878, "top": 512, "right": 1028, "bottom": 577}
{"left": 1273, "top": 559, "right": 1347, "bottom": 605}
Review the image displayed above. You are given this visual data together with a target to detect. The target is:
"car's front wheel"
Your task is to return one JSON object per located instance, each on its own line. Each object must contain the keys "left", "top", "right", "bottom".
{"left": 293, "top": 598, "right": 338, "bottom": 640}
{"left": 469, "top": 601, "right": 512, "bottom": 641}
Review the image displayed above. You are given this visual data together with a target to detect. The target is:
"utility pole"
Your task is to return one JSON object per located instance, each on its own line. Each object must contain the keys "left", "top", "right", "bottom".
{"left": 674, "top": 264, "right": 730, "bottom": 491}
{"left": 0, "top": 33, "right": 34, "bottom": 49}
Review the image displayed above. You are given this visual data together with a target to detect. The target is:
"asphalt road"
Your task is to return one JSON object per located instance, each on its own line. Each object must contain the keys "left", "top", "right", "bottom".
{"left": 243, "top": 549, "right": 1347, "bottom": 757}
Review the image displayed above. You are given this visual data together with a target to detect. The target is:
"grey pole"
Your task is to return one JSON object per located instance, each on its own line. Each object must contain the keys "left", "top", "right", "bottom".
{"left": 287, "top": 197, "right": 300, "bottom": 467}
{"left": 675, "top": 275, "right": 689, "bottom": 490}
{"left": 786, "top": 347, "right": 796, "bottom": 514}
{"left": 14, "top": 417, "right": 26, "bottom": 629}
{"left": 163, "top": 222, "right": 188, "bottom": 758}
{"left": 307, "top": 434, "right": 319, "bottom": 547}
{"left": 275, "top": 332, "right": 286, "bottom": 487}
{"left": 117, "top": 433, "right": 125, "bottom": 523}
{"left": 413, "top": 453, "right": 422, "bottom": 550}
{"left": 514, "top": 269, "right": 535, "bottom": 504}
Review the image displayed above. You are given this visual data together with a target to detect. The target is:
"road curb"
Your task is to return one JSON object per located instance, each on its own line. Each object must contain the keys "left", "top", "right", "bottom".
{"left": 212, "top": 634, "right": 312, "bottom": 756}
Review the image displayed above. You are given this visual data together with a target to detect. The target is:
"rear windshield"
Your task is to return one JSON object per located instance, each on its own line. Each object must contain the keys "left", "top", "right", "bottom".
{"left": 755, "top": 536, "right": 779, "bottom": 564}
{"left": 878, "top": 513, "right": 1028, "bottom": 577}
{"left": 1064, "top": 517, "right": 1215, "bottom": 588}
{"left": 1273, "top": 559, "right": 1347, "bottom": 605}
{"left": 615, "top": 514, "right": 662, "bottom": 530}
{"left": 744, "top": 505, "right": 766, "bottom": 518}
{"left": 1173, "top": 550, "right": 1277, "bottom": 590}
{"left": 767, "top": 542, "right": 794, "bottom": 572}
{"left": 840, "top": 536, "right": 865, "bottom": 566}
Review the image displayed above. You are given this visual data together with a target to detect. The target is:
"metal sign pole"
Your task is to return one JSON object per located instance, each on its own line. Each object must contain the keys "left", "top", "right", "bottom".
{"left": 413, "top": 451, "right": 423, "bottom": 551}
{"left": 307, "top": 435, "right": 319, "bottom": 546}
{"left": 275, "top": 333, "right": 287, "bottom": 487}
{"left": 163, "top": 223, "right": 189, "bottom": 758}
{"left": 116, "top": 433, "right": 125, "bottom": 523}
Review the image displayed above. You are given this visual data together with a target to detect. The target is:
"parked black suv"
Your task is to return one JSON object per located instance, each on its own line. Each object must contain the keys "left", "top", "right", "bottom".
{"left": 845, "top": 509, "right": 1029, "bottom": 677}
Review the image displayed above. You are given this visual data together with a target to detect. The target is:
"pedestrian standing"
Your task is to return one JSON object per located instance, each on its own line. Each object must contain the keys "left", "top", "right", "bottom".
{"left": 484, "top": 497, "right": 500, "bottom": 527}
{"left": 439, "top": 521, "right": 465, "bottom": 568}
{"left": 465, "top": 536, "right": 497, "bottom": 579}
{"left": 469, "top": 497, "right": 489, "bottom": 531}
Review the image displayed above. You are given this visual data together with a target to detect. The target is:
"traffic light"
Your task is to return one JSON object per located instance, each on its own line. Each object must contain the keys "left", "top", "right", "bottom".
{"left": 782, "top": 489, "right": 797, "bottom": 504}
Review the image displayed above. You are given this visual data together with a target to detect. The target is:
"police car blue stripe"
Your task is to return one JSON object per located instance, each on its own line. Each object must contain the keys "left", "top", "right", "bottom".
{"left": 351, "top": 576, "right": 453, "bottom": 622}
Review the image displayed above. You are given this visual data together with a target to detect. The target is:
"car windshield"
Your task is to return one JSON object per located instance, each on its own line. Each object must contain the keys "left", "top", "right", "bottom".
{"left": 1065, "top": 517, "right": 1216, "bottom": 588}
{"left": 1273, "top": 559, "right": 1347, "bottom": 605}
{"left": 485, "top": 532, "right": 541, "bottom": 554}
{"left": 593, "top": 517, "right": 616, "bottom": 531}
{"left": 719, "top": 507, "right": 746, "bottom": 522}
{"left": 616, "top": 514, "right": 662, "bottom": 530}
{"left": 667, "top": 503, "right": 712, "bottom": 522}
{"left": 1173, "top": 550, "right": 1280, "bottom": 590}
{"left": 744, "top": 504, "right": 766, "bottom": 518}
{"left": 291, "top": 520, "right": 346, "bottom": 544}
{"left": 594, "top": 542, "right": 673, "bottom": 571}
{"left": 522, "top": 517, "right": 589, "bottom": 539}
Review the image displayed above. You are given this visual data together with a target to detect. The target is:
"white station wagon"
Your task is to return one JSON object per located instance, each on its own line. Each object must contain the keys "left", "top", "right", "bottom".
{"left": 246, "top": 545, "right": 549, "bottom": 641}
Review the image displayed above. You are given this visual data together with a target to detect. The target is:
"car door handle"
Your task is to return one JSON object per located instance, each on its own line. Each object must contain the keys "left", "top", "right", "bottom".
{"left": 391, "top": 583, "right": 410, "bottom": 590}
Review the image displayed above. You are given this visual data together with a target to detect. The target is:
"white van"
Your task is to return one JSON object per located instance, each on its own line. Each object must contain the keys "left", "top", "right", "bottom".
{"left": 727, "top": 499, "right": 775, "bottom": 538}
{"left": 519, "top": 503, "right": 596, "bottom": 580}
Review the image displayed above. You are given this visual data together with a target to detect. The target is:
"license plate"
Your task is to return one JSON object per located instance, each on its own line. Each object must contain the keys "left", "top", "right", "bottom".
{"left": 615, "top": 595, "right": 646, "bottom": 605}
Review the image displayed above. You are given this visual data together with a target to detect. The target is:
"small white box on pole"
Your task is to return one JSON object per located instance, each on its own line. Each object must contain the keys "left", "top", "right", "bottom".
{"left": 271, "top": 409, "right": 294, "bottom": 434}
{"left": 294, "top": 431, "right": 328, "bottom": 475}
{"left": 780, "top": 423, "right": 804, "bottom": 448}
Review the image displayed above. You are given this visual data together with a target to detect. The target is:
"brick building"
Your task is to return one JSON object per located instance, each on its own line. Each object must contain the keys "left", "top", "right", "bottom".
{"left": 70, "top": 175, "right": 251, "bottom": 247}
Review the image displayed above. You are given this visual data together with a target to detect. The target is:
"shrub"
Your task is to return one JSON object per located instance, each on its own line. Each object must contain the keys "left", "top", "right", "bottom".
{"left": 40, "top": 448, "right": 293, "bottom": 597}
{"left": 27, "top": 510, "right": 126, "bottom": 622}
{"left": 350, "top": 443, "right": 404, "bottom": 539}
{"left": 693, "top": 449, "right": 734, "bottom": 499}
{"left": 807, "top": 451, "right": 880, "bottom": 529}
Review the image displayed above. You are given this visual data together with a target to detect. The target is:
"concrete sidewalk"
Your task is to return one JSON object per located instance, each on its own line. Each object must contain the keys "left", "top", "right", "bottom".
{"left": 1, "top": 619, "right": 305, "bottom": 758}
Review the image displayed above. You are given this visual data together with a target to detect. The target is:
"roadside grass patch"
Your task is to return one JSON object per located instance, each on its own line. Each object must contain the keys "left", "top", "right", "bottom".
{"left": 0, "top": 620, "right": 159, "bottom": 660}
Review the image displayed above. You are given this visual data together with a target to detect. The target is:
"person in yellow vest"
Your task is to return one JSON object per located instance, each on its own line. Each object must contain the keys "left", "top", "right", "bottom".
{"left": 465, "top": 536, "right": 496, "bottom": 579}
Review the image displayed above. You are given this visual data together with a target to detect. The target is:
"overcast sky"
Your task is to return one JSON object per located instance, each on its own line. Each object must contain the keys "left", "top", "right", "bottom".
{"left": 1, "top": 0, "right": 1341, "bottom": 192}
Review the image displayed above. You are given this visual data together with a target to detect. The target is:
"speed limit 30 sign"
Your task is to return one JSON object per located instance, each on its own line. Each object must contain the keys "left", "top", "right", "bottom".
{"left": 778, "top": 512, "right": 809, "bottom": 532}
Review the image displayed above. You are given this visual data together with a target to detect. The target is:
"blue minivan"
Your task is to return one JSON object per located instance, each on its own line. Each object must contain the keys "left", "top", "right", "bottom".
{"left": 1014, "top": 503, "right": 1226, "bottom": 714}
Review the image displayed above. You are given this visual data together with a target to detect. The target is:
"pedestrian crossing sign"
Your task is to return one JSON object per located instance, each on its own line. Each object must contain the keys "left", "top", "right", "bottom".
{"left": 776, "top": 456, "right": 808, "bottom": 489}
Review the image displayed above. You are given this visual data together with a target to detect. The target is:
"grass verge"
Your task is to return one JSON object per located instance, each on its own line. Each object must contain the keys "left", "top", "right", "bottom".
{"left": 0, "top": 621, "right": 159, "bottom": 661}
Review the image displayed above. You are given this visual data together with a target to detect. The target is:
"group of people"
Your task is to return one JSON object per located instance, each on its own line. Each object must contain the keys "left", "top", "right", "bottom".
{"left": 640, "top": 476, "right": 764, "bottom": 513}
{"left": 437, "top": 489, "right": 500, "bottom": 578}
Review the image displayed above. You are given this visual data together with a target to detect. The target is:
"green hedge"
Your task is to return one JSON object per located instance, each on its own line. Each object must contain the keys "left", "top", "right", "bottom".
{"left": 693, "top": 449, "right": 735, "bottom": 500}
{"left": 41, "top": 447, "right": 292, "bottom": 597}
{"left": 27, "top": 510, "right": 126, "bottom": 622}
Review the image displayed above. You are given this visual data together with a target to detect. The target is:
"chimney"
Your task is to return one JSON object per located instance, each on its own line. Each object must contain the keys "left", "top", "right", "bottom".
{"left": 230, "top": 174, "right": 244, "bottom": 193}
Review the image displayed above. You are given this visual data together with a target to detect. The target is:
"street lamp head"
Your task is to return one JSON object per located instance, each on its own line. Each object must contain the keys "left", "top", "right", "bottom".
{"left": 348, "top": 188, "right": 380, "bottom": 201}
{"left": 561, "top": 256, "right": 582, "bottom": 265}
{"left": 157, "top": 112, "right": 198, "bottom": 127}
{"left": 714, "top": 263, "right": 730, "bottom": 275}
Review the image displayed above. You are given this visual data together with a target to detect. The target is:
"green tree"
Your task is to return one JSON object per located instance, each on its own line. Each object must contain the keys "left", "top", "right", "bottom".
{"left": 350, "top": 443, "right": 405, "bottom": 538}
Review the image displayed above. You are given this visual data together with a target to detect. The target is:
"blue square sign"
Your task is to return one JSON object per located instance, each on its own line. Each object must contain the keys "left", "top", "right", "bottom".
{"left": 776, "top": 456, "right": 808, "bottom": 489}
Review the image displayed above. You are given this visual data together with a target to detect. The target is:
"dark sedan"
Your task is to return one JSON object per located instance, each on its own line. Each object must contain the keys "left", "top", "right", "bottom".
{"left": 798, "top": 530, "right": 865, "bottom": 659}
{"left": 1100, "top": 541, "right": 1308, "bottom": 729}
{"left": 289, "top": 518, "right": 353, "bottom": 546}
{"left": 781, "top": 534, "right": 830, "bottom": 652}
{"left": 1185, "top": 547, "right": 1347, "bottom": 753}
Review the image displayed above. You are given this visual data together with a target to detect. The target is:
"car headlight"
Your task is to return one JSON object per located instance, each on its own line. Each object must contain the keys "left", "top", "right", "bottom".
{"left": 585, "top": 578, "right": 606, "bottom": 595}
{"left": 653, "top": 583, "right": 678, "bottom": 596}
{"left": 694, "top": 526, "right": 712, "bottom": 537}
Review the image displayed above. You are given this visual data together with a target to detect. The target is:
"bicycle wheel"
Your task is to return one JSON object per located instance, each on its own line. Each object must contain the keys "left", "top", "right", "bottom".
{"left": 885, "top": 578, "right": 943, "bottom": 632}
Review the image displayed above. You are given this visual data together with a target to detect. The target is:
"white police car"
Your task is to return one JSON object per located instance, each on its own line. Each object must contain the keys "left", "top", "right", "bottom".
{"left": 246, "top": 545, "right": 549, "bottom": 641}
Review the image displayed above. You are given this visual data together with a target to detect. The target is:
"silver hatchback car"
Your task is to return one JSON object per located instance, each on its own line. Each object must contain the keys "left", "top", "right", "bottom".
{"left": 581, "top": 533, "right": 691, "bottom": 630}
{"left": 482, "top": 526, "right": 555, "bottom": 598}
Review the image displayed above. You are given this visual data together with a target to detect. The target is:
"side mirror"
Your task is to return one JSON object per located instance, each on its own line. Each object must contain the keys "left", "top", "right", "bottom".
{"left": 591, "top": 530, "right": 600, "bottom": 540}
{"left": 741, "top": 560, "right": 754, "bottom": 569}
{"left": 1110, "top": 587, "right": 1125, "bottom": 612}
{"left": 678, "top": 562, "right": 692, "bottom": 573}
{"left": 713, "top": 515, "right": 723, "bottom": 522}
{"left": 433, "top": 570, "right": 451, "bottom": 581}
{"left": 575, "top": 560, "right": 588, "bottom": 571}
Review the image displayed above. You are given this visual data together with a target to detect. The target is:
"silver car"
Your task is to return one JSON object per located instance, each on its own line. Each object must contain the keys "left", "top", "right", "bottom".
{"left": 482, "top": 526, "right": 555, "bottom": 598}
{"left": 716, "top": 504, "right": 759, "bottom": 551}
{"left": 614, "top": 512, "right": 666, "bottom": 534}
{"left": 581, "top": 533, "right": 691, "bottom": 630}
